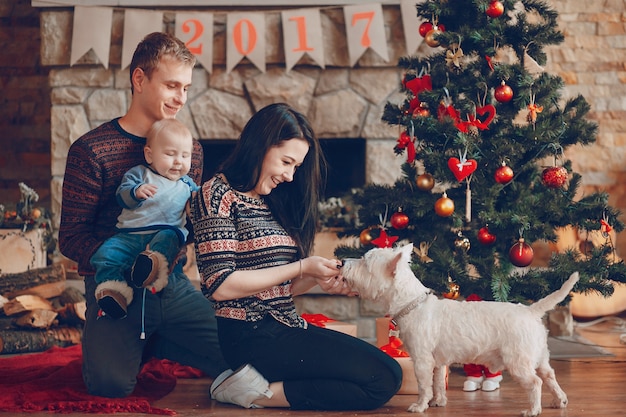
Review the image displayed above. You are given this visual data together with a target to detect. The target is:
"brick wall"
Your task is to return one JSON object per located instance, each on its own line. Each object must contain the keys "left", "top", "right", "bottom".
{"left": 0, "top": 0, "right": 50, "bottom": 205}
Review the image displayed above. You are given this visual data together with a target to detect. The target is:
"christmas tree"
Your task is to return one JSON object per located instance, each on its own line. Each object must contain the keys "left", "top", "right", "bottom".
{"left": 335, "top": 0, "right": 626, "bottom": 303}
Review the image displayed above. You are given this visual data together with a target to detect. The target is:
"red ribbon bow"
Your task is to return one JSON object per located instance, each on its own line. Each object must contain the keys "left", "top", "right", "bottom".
{"left": 301, "top": 313, "right": 336, "bottom": 328}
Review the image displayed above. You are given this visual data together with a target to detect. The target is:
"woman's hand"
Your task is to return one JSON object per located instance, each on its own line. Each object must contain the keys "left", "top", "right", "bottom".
{"left": 316, "top": 274, "right": 357, "bottom": 296}
{"left": 300, "top": 256, "right": 357, "bottom": 296}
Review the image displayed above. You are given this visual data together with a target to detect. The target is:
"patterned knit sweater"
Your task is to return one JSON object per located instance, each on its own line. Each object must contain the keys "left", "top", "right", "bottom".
{"left": 59, "top": 118, "right": 203, "bottom": 276}
{"left": 190, "top": 174, "right": 306, "bottom": 328}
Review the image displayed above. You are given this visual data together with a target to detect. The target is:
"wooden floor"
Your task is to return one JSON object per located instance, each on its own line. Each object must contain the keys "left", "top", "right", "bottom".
{"left": 17, "top": 315, "right": 626, "bottom": 417}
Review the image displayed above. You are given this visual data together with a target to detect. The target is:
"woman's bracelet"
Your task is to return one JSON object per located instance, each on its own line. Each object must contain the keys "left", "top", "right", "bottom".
{"left": 299, "top": 259, "right": 303, "bottom": 280}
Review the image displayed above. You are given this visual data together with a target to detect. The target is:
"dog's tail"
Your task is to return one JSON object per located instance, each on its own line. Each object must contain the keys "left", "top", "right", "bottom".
{"left": 530, "top": 272, "right": 579, "bottom": 315}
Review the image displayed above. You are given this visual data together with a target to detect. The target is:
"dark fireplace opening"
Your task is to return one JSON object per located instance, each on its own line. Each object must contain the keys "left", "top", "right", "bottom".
{"left": 201, "top": 138, "right": 365, "bottom": 198}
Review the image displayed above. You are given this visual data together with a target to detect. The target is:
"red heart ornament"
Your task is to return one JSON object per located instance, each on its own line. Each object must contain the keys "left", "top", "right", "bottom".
{"left": 475, "top": 104, "right": 496, "bottom": 129}
{"left": 448, "top": 157, "right": 477, "bottom": 181}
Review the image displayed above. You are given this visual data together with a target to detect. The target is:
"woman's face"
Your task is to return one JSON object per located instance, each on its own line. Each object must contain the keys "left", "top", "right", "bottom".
{"left": 252, "top": 138, "right": 309, "bottom": 197}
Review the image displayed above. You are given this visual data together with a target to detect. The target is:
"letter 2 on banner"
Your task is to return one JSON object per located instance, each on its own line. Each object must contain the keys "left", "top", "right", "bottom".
{"left": 121, "top": 9, "right": 163, "bottom": 70}
{"left": 226, "top": 12, "right": 266, "bottom": 73}
{"left": 176, "top": 12, "right": 214, "bottom": 74}
{"left": 343, "top": 3, "right": 389, "bottom": 67}
{"left": 281, "top": 8, "right": 325, "bottom": 72}
{"left": 71, "top": 6, "right": 112, "bottom": 68}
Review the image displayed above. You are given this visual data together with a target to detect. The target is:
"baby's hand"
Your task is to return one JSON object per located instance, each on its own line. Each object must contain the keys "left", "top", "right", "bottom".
{"left": 135, "top": 183, "right": 158, "bottom": 200}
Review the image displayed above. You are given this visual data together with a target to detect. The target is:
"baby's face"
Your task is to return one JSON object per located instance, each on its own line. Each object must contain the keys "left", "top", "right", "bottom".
{"left": 145, "top": 132, "right": 193, "bottom": 181}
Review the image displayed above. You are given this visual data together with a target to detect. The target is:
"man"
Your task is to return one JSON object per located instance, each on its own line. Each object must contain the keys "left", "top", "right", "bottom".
{"left": 59, "top": 31, "right": 227, "bottom": 398}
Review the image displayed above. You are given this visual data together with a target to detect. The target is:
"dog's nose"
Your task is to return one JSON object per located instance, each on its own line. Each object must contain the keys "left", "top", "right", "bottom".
{"left": 339, "top": 258, "right": 359, "bottom": 268}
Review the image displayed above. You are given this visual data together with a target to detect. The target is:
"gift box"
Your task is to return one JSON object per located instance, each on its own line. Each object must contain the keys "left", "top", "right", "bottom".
{"left": 376, "top": 317, "right": 447, "bottom": 395}
{"left": 302, "top": 314, "right": 357, "bottom": 337}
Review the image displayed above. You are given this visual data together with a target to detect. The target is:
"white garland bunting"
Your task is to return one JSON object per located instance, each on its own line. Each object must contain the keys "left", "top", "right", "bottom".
{"left": 70, "top": 1, "right": 423, "bottom": 74}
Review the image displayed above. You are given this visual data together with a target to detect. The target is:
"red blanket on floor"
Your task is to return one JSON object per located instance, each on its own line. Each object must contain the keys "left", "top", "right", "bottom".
{"left": 0, "top": 344, "right": 204, "bottom": 415}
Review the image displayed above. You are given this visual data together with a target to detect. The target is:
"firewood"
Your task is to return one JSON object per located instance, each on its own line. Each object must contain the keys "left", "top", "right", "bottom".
{"left": 14, "top": 309, "right": 58, "bottom": 329}
{"left": 55, "top": 301, "right": 86, "bottom": 325}
{"left": 0, "top": 326, "right": 82, "bottom": 354}
{"left": 3, "top": 294, "right": 54, "bottom": 316}
{"left": 0, "top": 264, "right": 66, "bottom": 299}
{"left": 52, "top": 286, "right": 86, "bottom": 324}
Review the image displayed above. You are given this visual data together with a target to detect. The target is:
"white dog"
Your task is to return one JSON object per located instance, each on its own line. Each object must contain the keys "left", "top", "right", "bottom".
{"left": 341, "top": 243, "right": 578, "bottom": 416}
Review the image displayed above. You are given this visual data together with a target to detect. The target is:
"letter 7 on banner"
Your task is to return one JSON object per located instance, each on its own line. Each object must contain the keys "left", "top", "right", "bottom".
{"left": 343, "top": 4, "right": 389, "bottom": 67}
{"left": 226, "top": 12, "right": 266, "bottom": 73}
{"left": 176, "top": 12, "right": 214, "bottom": 74}
{"left": 281, "top": 8, "right": 325, "bottom": 72}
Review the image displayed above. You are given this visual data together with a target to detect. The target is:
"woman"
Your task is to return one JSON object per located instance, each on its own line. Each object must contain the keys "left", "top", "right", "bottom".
{"left": 189, "top": 103, "right": 402, "bottom": 410}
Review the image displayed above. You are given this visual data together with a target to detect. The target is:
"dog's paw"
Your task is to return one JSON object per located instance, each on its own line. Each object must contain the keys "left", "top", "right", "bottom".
{"left": 520, "top": 408, "right": 541, "bottom": 417}
{"left": 550, "top": 396, "right": 568, "bottom": 409}
{"left": 429, "top": 394, "right": 447, "bottom": 407}
{"left": 408, "top": 402, "right": 429, "bottom": 413}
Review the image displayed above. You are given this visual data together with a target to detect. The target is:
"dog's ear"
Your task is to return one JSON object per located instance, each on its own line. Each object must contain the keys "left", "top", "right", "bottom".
{"left": 399, "top": 243, "right": 414, "bottom": 260}
{"left": 386, "top": 252, "right": 404, "bottom": 278}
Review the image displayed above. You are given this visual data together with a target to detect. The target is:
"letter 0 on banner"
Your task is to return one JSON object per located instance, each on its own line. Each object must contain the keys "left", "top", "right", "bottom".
{"left": 176, "top": 12, "right": 214, "bottom": 73}
{"left": 281, "top": 8, "right": 325, "bottom": 72}
{"left": 343, "top": 3, "right": 389, "bottom": 67}
{"left": 226, "top": 12, "right": 266, "bottom": 73}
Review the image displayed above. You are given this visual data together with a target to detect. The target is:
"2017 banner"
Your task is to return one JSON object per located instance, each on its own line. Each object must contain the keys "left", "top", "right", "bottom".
{"left": 70, "top": 0, "right": 425, "bottom": 73}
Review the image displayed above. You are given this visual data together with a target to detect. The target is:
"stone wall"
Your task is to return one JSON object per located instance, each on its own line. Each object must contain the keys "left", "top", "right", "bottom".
{"left": 3, "top": 0, "right": 625, "bottom": 340}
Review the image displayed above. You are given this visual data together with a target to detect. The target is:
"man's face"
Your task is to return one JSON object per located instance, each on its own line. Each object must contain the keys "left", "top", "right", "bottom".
{"left": 136, "top": 55, "right": 193, "bottom": 121}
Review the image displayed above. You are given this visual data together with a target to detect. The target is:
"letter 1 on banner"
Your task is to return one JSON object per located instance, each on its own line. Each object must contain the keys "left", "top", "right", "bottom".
{"left": 281, "top": 8, "right": 325, "bottom": 72}
{"left": 343, "top": 3, "right": 389, "bottom": 67}
{"left": 71, "top": 6, "right": 112, "bottom": 68}
{"left": 176, "top": 12, "right": 214, "bottom": 74}
{"left": 226, "top": 12, "right": 266, "bottom": 73}
{"left": 121, "top": 9, "right": 163, "bottom": 70}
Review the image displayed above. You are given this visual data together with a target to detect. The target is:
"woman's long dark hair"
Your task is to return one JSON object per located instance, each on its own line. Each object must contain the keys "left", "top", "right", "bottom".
{"left": 220, "top": 103, "right": 326, "bottom": 256}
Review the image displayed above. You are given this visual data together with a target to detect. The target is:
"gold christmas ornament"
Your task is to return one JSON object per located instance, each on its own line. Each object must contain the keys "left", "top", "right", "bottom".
{"left": 454, "top": 231, "right": 471, "bottom": 252}
{"left": 416, "top": 173, "right": 435, "bottom": 191}
{"left": 424, "top": 27, "right": 442, "bottom": 47}
{"left": 360, "top": 227, "right": 376, "bottom": 246}
{"left": 435, "top": 192, "right": 454, "bottom": 217}
{"left": 443, "top": 281, "right": 460, "bottom": 300}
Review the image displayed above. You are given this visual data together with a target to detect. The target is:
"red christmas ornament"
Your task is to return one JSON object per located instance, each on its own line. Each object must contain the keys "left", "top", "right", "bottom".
{"left": 477, "top": 226, "right": 496, "bottom": 245}
{"left": 494, "top": 162, "right": 514, "bottom": 184}
{"left": 448, "top": 157, "right": 478, "bottom": 182}
{"left": 371, "top": 229, "right": 399, "bottom": 248}
{"left": 542, "top": 166, "right": 568, "bottom": 188}
{"left": 412, "top": 103, "right": 430, "bottom": 118}
{"left": 486, "top": 0, "right": 505, "bottom": 18}
{"left": 435, "top": 192, "right": 455, "bottom": 217}
{"left": 509, "top": 238, "right": 534, "bottom": 267}
{"left": 418, "top": 21, "right": 433, "bottom": 37}
{"left": 390, "top": 209, "right": 409, "bottom": 230}
{"left": 494, "top": 81, "right": 513, "bottom": 103}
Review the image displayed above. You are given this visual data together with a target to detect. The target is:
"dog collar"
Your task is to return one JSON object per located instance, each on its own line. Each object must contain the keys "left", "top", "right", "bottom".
{"left": 391, "top": 290, "right": 431, "bottom": 328}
